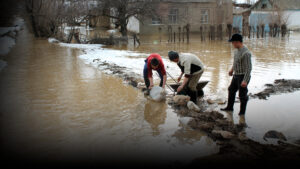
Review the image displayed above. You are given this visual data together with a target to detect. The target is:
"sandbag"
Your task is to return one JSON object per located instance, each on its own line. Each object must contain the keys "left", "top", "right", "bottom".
{"left": 187, "top": 101, "right": 200, "bottom": 112}
{"left": 173, "top": 95, "right": 190, "bottom": 106}
{"left": 149, "top": 86, "right": 166, "bottom": 102}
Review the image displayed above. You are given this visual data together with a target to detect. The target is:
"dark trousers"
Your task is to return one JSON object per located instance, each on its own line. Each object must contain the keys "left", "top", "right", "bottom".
{"left": 227, "top": 75, "right": 250, "bottom": 114}
{"left": 143, "top": 60, "right": 163, "bottom": 89}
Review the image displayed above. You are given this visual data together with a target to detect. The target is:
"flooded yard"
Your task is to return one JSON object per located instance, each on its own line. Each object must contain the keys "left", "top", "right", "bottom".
{"left": 1, "top": 21, "right": 300, "bottom": 166}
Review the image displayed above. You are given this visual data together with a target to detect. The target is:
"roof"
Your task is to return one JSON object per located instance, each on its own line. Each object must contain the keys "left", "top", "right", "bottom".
{"left": 233, "top": 8, "right": 251, "bottom": 15}
{"left": 251, "top": 0, "right": 300, "bottom": 11}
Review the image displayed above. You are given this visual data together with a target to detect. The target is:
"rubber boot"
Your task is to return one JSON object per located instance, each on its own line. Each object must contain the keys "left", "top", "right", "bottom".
{"left": 239, "top": 97, "right": 248, "bottom": 115}
{"left": 221, "top": 91, "right": 236, "bottom": 111}
{"left": 190, "top": 91, "right": 198, "bottom": 104}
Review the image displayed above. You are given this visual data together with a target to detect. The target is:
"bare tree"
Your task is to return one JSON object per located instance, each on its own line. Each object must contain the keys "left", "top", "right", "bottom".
{"left": 25, "top": 0, "right": 90, "bottom": 38}
{"left": 269, "top": 5, "right": 290, "bottom": 37}
{"left": 97, "top": 0, "right": 156, "bottom": 37}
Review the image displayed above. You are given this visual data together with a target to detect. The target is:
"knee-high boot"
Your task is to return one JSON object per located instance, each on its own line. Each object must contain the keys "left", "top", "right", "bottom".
{"left": 190, "top": 90, "right": 198, "bottom": 104}
{"left": 239, "top": 96, "right": 248, "bottom": 115}
{"left": 222, "top": 91, "right": 236, "bottom": 111}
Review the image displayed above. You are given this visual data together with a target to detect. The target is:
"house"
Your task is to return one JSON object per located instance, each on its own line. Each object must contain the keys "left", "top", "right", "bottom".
{"left": 232, "top": 2, "right": 252, "bottom": 34}
{"left": 234, "top": 0, "right": 300, "bottom": 33}
{"left": 250, "top": 0, "right": 300, "bottom": 31}
{"left": 138, "top": 0, "right": 233, "bottom": 35}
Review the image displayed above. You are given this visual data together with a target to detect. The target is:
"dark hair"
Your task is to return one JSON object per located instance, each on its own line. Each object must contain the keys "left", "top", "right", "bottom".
{"left": 168, "top": 51, "right": 179, "bottom": 61}
{"left": 151, "top": 58, "right": 160, "bottom": 67}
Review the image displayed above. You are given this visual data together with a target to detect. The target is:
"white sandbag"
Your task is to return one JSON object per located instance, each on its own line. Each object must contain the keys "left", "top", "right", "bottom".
{"left": 173, "top": 95, "right": 190, "bottom": 106}
{"left": 187, "top": 101, "right": 200, "bottom": 112}
{"left": 149, "top": 86, "right": 166, "bottom": 102}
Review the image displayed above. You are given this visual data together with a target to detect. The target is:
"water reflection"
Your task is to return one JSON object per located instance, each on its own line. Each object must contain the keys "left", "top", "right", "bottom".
{"left": 239, "top": 115, "right": 246, "bottom": 126}
{"left": 144, "top": 100, "right": 167, "bottom": 136}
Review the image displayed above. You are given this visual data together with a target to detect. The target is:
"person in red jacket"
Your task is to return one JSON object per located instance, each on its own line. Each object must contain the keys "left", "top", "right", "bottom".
{"left": 143, "top": 53, "right": 167, "bottom": 90}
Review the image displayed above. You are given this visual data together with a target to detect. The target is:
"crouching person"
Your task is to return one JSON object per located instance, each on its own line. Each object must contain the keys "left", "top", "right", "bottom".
{"left": 168, "top": 51, "right": 204, "bottom": 104}
{"left": 143, "top": 53, "right": 167, "bottom": 90}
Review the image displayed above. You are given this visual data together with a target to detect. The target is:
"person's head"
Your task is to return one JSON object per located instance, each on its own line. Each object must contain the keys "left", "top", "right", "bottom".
{"left": 168, "top": 51, "right": 179, "bottom": 63}
{"left": 151, "top": 58, "right": 160, "bottom": 69}
{"left": 228, "top": 34, "right": 243, "bottom": 49}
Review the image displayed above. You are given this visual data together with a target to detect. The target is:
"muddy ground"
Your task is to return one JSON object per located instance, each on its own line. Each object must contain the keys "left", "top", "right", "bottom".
{"left": 250, "top": 79, "right": 300, "bottom": 99}
{"left": 92, "top": 59, "right": 144, "bottom": 87}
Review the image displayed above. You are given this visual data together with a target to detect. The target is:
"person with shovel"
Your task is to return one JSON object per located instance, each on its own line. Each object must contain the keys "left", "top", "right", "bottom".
{"left": 143, "top": 53, "right": 167, "bottom": 90}
{"left": 168, "top": 51, "right": 204, "bottom": 104}
{"left": 221, "top": 34, "right": 252, "bottom": 115}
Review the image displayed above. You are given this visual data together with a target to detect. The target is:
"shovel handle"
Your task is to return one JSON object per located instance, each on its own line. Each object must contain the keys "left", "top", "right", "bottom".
{"left": 166, "top": 71, "right": 179, "bottom": 85}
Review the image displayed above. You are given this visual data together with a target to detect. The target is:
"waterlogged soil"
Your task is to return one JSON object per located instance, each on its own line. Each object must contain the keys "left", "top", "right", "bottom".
{"left": 92, "top": 59, "right": 143, "bottom": 87}
{"left": 251, "top": 79, "right": 300, "bottom": 99}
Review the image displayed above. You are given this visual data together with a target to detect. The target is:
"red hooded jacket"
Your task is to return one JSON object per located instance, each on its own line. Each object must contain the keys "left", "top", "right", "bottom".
{"left": 146, "top": 54, "right": 166, "bottom": 78}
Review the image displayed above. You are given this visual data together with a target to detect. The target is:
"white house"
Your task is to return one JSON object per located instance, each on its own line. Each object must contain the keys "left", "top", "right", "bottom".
{"left": 250, "top": 0, "right": 300, "bottom": 31}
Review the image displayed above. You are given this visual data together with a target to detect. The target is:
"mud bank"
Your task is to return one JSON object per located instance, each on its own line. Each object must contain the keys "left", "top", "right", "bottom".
{"left": 251, "top": 79, "right": 300, "bottom": 99}
{"left": 170, "top": 99, "right": 300, "bottom": 166}
{"left": 168, "top": 79, "right": 300, "bottom": 166}
{"left": 92, "top": 58, "right": 143, "bottom": 87}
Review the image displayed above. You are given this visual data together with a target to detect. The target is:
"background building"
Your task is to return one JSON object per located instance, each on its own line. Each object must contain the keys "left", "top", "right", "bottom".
{"left": 138, "top": 0, "right": 233, "bottom": 35}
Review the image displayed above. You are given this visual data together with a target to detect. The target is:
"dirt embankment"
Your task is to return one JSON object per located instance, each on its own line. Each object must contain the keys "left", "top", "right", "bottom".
{"left": 251, "top": 79, "right": 300, "bottom": 99}
{"left": 184, "top": 101, "right": 300, "bottom": 166}
{"left": 171, "top": 79, "right": 300, "bottom": 166}
{"left": 93, "top": 59, "right": 143, "bottom": 87}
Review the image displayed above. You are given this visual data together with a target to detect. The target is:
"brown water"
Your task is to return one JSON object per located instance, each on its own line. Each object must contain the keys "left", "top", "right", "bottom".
{"left": 1, "top": 22, "right": 300, "bottom": 165}
{"left": 0, "top": 22, "right": 218, "bottom": 165}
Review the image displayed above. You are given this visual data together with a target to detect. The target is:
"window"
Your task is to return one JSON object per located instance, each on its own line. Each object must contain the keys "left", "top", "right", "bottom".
{"left": 168, "top": 9, "right": 178, "bottom": 24}
{"left": 200, "top": 9, "right": 209, "bottom": 24}
{"left": 152, "top": 16, "right": 162, "bottom": 25}
{"left": 261, "top": 4, "right": 267, "bottom": 9}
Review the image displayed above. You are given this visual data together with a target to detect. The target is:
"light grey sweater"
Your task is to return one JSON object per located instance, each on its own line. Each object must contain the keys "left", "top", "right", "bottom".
{"left": 233, "top": 46, "right": 252, "bottom": 82}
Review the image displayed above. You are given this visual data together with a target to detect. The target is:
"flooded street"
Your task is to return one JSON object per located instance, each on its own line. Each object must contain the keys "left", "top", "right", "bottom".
{"left": 1, "top": 20, "right": 300, "bottom": 166}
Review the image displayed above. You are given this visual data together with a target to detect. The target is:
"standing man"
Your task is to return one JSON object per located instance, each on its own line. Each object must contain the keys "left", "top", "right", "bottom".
{"left": 168, "top": 51, "right": 204, "bottom": 104}
{"left": 143, "top": 53, "right": 167, "bottom": 90}
{"left": 222, "top": 34, "right": 252, "bottom": 115}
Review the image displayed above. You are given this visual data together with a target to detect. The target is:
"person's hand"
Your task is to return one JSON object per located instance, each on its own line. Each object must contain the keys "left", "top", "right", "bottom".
{"left": 241, "top": 81, "right": 248, "bottom": 88}
{"left": 177, "top": 85, "right": 184, "bottom": 93}
{"left": 149, "top": 83, "right": 154, "bottom": 89}
{"left": 177, "top": 76, "right": 182, "bottom": 83}
{"left": 229, "top": 69, "right": 233, "bottom": 76}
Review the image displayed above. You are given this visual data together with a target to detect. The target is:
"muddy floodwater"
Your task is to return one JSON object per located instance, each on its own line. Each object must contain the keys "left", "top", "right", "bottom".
{"left": 0, "top": 24, "right": 217, "bottom": 165}
{"left": 1, "top": 23, "right": 300, "bottom": 166}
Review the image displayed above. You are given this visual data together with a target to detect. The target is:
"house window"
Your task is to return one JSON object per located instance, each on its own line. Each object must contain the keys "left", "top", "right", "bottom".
{"left": 261, "top": 4, "right": 267, "bottom": 9}
{"left": 200, "top": 9, "right": 209, "bottom": 24}
{"left": 152, "top": 16, "right": 162, "bottom": 25}
{"left": 168, "top": 8, "right": 178, "bottom": 24}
